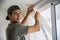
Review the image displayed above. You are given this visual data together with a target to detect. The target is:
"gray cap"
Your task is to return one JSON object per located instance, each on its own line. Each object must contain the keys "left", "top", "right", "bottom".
{"left": 6, "top": 5, "right": 20, "bottom": 20}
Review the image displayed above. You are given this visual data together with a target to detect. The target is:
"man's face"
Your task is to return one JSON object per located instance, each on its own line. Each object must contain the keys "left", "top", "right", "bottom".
{"left": 9, "top": 10, "right": 22, "bottom": 23}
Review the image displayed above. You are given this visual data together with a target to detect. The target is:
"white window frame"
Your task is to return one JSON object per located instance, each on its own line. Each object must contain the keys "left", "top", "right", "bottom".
{"left": 51, "top": 0, "right": 60, "bottom": 40}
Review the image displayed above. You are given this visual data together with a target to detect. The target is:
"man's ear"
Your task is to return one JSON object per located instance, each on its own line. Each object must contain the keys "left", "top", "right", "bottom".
{"left": 8, "top": 14, "right": 11, "bottom": 19}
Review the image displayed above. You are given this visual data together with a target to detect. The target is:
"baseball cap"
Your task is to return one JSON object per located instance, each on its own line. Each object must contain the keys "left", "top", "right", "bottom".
{"left": 6, "top": 5, "right": 20, "bottom": 20}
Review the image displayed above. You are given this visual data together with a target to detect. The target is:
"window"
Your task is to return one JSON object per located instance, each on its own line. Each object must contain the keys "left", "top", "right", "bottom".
{"left": 55, "top": 4, "right": 60, "bottom": 40}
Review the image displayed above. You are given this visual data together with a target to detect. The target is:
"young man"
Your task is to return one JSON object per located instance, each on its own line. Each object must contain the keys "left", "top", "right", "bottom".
{"left": 6, "top": 5, "right": 40, "bottom": 40}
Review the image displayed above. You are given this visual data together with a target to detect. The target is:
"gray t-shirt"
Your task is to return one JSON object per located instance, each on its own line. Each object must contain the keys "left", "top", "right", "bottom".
{"left": 6, "top": 23, "right": 28, "bottom": 40}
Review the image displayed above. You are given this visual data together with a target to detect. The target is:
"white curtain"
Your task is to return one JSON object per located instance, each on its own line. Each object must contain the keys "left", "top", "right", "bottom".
{"left": 25, "top": 8, "right": 52, "bottom": 40}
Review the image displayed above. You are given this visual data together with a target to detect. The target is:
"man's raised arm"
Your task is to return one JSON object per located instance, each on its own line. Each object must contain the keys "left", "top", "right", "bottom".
{"left": 21, "top": 6, "right": 34, "bottom": 25}
{"left": 27, "top": 11, "right": 40, "bottom": 34}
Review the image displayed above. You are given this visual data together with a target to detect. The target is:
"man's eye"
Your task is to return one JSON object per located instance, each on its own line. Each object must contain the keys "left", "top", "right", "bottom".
{"left": 14, "top": 13, "right": 17, "bottom": 15}
{"left": 14, "top": 12, "right": 17, "bottom": 14}
{"left": 13, "top": 12, "right": 21, "bottom": 15}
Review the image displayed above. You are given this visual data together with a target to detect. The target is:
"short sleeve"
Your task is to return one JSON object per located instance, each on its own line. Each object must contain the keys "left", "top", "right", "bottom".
{"left": 6, "top": 23, "right": 28, "bottom": 40}
{"left": 14, "top": 23, "right": 28, "bottom": 36}
{"left": 22, "top": 26, "right": 28, "bottom": 35}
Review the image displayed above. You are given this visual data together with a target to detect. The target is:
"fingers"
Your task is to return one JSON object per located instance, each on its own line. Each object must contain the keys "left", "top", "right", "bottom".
{"left": 35, "top": 11, "right": 40, "bottom": 18}
{"left": 29, "top": 5, "right": 34, "bottom": 8}
{"left": 28, "top": 6, "right": 34, "bottom": 11}
{"left": 28, "top": 6, "right": 34, "bottom": 13}
{"left": 35, "top": 13, "right": 40, "bottom": 21}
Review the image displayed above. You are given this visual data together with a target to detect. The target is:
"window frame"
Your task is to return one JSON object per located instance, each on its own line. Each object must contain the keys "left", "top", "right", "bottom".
{"left": 51, "top": 0, "right": 60, "bottom": 40}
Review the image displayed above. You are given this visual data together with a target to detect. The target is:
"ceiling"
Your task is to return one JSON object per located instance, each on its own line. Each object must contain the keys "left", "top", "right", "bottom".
{"left": 1, "top": 0, "right": 58, "bottom": 10}
{"left": 1, "top": 0, "right": 42, "bottom": 10}
{"left": 0, "top": 0, "right": 58, "bottom": 15}
{"left": 1, "top": 0, "right": 43, "bottom": 16}
{"left": 1, "top": 0, "right": 56, "bottom": 11}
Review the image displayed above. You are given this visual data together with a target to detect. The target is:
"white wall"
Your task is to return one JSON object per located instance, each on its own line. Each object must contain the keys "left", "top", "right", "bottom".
{"left": 0, "top": 9, "right": 9, "bottom": 40}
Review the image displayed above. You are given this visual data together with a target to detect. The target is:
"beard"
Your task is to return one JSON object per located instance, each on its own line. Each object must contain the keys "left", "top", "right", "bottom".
{"left": 12, "top": 20, "right": 20, "bottom": 23}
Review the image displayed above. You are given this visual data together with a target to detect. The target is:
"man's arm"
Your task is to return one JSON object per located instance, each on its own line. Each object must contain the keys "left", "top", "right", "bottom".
{"left": 21, "top": 6, "right": 40, "bottom": 34}
{"left": 27, "top": 11, "right": 40, "bottom": 34}
{"left": 21, "top": 6, "right": 34, "bottom": 25}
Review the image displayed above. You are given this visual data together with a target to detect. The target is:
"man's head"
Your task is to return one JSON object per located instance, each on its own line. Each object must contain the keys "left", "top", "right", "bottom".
{"left": 6, "top": 5, "right": 22, "bottom": 23}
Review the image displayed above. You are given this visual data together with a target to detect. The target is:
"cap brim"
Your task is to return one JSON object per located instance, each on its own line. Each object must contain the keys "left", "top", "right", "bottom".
{"left": 6, "top": 16, "right": 10, "bottom": 20}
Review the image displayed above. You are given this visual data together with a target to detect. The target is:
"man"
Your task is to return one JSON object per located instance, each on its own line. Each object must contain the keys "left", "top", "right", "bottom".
{"left": 6, "top": 5, "right": 40, "bottom": 40}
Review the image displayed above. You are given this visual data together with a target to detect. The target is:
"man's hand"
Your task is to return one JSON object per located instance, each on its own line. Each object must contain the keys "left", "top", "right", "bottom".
{"left": 35, "top": 11, "right": 40, "bottom": 21}
{"left": 27, "top": 6, "right": 34, "bottom": 14}
{"left": 21, "top": 6, "right": 34, "bottom": 25}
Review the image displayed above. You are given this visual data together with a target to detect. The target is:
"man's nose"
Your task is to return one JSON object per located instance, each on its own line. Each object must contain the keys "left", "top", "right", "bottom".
{"left": 17, "top": 13, "right": 21, "bottom": 17}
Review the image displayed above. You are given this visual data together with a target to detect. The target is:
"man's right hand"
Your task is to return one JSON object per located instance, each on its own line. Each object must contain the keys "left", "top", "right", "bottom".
{"left": 21, "top": 6, "right": 34, "bottom": 25}
{"left": 27, "top": 6, "right": 34, "bottom": 14}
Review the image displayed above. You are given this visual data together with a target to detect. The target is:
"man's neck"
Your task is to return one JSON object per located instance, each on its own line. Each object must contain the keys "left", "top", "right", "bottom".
{"left": 10, "top": 21, "right": 20, "bottom": 24}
